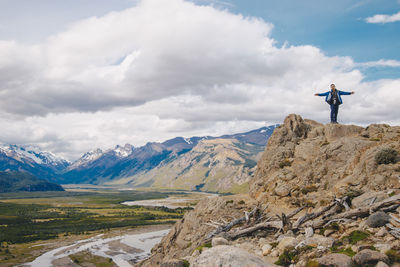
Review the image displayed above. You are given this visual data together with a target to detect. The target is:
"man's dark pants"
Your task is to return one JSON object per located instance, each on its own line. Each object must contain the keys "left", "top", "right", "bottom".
{"left": 330, "top": 104, "right": 339, "bottom": 123}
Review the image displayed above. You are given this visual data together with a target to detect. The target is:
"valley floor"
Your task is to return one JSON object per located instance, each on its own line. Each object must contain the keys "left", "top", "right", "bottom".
{"left": 0, "top": 188, "right": 211, "bottom": 266}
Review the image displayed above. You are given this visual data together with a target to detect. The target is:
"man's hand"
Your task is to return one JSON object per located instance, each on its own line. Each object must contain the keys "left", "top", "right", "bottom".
{"left": 351, "top": 91, "right": 355, "bottom": 94}
{"left": 314, "top": 93, "right": 319, "bottom": 96}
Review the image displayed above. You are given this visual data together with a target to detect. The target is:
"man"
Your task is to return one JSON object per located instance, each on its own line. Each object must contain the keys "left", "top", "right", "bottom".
{"left": 315, "top": 84, "right": 354, "bottom": 124}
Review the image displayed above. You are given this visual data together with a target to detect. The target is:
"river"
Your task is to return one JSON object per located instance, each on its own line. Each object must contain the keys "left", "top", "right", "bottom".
{"left": 23, "top": 228, "right": 170, "bottom": 267}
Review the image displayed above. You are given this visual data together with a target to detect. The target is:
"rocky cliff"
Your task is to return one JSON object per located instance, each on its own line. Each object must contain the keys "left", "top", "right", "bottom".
{"left": 250, "top": 114, "right": 400, "bottom": 209}
{"left": 139, "top": 114, "right": 400, "bottom": 267}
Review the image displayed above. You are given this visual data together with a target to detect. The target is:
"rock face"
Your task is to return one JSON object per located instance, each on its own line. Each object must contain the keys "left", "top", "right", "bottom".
{"left": 139, "top": 114, "right": 400, "bottom": 266}
{"left": 190, "top": 245, "right": 274, "bottom": 267}
{"left": 249, "top": 114, "right": 400, "bottom": 207}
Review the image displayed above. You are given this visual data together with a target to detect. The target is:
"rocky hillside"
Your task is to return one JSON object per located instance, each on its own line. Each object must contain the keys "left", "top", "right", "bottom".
{"left": 139, "top": 114, "right": 400, "bottom": 267}
{"left": 111, "top": 138, "right": 264, "bottom": 193}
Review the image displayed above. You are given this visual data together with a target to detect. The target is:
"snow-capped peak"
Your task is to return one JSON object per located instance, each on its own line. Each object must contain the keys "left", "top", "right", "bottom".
{"left": 113, "top": 144, "right": 134, "bottom": 158}
{"left": 80, "top": 148, "right": 104, "bottom": 161}
{"left": 0, "top": 144, "right": 70, "bottom": 166}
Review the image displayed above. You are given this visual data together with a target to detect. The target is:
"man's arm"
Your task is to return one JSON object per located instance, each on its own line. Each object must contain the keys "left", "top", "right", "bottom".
{"left": 315, "top": 92, "right": 329, "bottom": 96}
{"left": 339, "top": 90, "right": 355, "bottom": 95}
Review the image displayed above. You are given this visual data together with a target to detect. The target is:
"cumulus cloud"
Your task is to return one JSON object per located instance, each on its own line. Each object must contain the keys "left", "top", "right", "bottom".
{"left": 365, "top": 11, "right": 400, "bottom": 24}
{"left": 0, "top": 0, "right": 399, "bottom": 160}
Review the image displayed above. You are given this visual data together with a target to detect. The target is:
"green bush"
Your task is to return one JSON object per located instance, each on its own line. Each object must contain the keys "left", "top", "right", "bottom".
{"left": 341, "top": 230, "right": 369, "bottom": 244}
{"left": 275, "top": 248, "right": 298, "bottom": 266}
{"left": 375, "top": 148, "right": 398, "bottom": 165}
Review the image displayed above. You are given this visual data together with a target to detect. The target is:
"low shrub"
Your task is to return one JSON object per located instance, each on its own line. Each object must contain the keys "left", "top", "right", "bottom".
{"left": 375, "top": 148, "right": 398, "bottom": 165}
{"left": 341, "top": 230, "right": 369, "bottom": 244}
{"left": 279, "top": 159, "right": 292, "bottom": 168}
{"left": 386, "top": 249, "right": 400, "bottom": 263}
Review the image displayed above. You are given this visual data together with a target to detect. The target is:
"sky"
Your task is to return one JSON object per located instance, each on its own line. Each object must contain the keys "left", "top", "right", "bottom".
{"left": 0, "top": 0, "right": 399, "bottom": 160}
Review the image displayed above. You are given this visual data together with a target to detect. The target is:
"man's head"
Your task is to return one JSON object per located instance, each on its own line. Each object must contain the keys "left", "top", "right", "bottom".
{"left": 330, "top": 84, "right": 336, "bottom": 90}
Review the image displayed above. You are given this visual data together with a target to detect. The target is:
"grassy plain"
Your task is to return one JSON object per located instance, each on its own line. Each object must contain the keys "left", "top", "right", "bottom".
{"left": 0, "top": 189, "right": 193, "bottom": 266}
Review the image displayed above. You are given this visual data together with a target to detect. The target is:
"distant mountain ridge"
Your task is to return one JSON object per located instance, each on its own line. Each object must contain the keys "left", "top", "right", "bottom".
{"left": 0, "top": 171, "right": 64, "bottom": 193}
{"left": 0, "top": 144, "right": 70, "bottom": 183}
{"left": 0, "top": 125, "right": 278, "bottom": 192}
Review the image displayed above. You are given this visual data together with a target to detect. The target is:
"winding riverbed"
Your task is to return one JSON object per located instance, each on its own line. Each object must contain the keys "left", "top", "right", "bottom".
{"left": 24, "top": 228, "right": 170, "bottom": 267}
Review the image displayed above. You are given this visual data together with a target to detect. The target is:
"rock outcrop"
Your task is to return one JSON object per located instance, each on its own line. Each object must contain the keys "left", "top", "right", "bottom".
{"left": 250, "top": 114, "right": 400, "bottom": 209}
{"left": 138, "top": 114, "right": 400, "bottom": 267}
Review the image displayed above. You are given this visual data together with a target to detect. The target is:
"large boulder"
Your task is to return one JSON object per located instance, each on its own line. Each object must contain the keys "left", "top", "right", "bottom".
{"left": 316, "top": 253, "right": 354, "bottom": 267}
{"left": 365, "top": 212, "right": 390, "bottom": 228}
{"left": 190, "top": 245, "right": 276, "bottom": 267}
{"left": 352, "top": 249, "right": 389, "bottom": 266}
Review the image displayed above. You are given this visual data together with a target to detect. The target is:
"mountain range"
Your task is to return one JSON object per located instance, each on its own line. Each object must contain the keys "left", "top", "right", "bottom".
{"left": 0, "top": 125, "right": 278, "bottom": 193}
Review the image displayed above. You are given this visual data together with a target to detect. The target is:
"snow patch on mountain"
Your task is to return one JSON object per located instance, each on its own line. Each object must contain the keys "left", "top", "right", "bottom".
{"left": 0, "top": 144, "right": 70, "bottom": 166}
{"left": 112, "top": 144, "right": 134, "bottom": 158}
{"left": 70, "top": 148, "right": 104, "bottom": 168}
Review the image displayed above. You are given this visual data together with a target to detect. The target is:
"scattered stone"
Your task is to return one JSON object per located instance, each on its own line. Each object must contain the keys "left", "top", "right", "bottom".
{"left": 277, "top": 236, "right": 298, "bottom": 252}
{"left": 262, "top": 244, "right": 273, "bottom": 256}
{"left": 352, "top": 249, "right": 389, "bottom": 266}
{"left": 190, "top": 245, "right": 276, "bottom": 267}
{"left": 323, "top": 229, "right": 334, "bottom": 237}
{"left": 274, "top": 184, "right": 290, "bottom": 197}
{"left": 366, "top": 212, "right": 390, "bottom": 228}
{"left": 212, "top": 237, "right": 229, "bottom": 247}
{"left": 259, "top": 238, "right": 267, "bottom": 244}
{"left": 270, "top": 249, "right": 279, "bottom": 257}
{"left": 304, "top": 234, "right": 335, "bottom": 248}
{"left": 384, "top": 235, "right": 395, "bottom": 242}
{"left": 316, "top": 253, "right": 353, "bottom": 267}
{"left": 376, "top": 228, "right": 388, "bottom": 237}
{"left": 375, "top": 261, "right": 389, "bottom": 267}
{"left": 351, "top": 245, "right": 359, "bottom": 253}
{"left": 305, "top": 227, "right": 314, "bottom": 238}
{"left": 374, "top": 243, "right": 392, "bottom": 254}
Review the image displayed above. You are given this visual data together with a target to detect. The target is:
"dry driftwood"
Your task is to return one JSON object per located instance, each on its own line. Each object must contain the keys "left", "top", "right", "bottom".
{"left": 228, "top": 220, "right": 282, "bottom": 240}
{"left": 386, "top": 223, "right": 400, "bottom": 239}
{"left": 293, "top": 201, "right": 337, "bottom": 229}
{"left": 205, "top": 206, "right": 261, "bottom": 240}
{"left": 312, "top": 194, "right": 400, "bottom": 229}
{"left": 204, "top": 194, "right": 400, "bottom": 242}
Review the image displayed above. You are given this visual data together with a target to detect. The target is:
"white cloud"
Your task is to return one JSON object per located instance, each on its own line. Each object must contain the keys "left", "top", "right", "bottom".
{"left": 365, "top": 11, "right": 400, "bottom": 24}
{"left": 357, "top": 59, "right": 400, "bottom": 68}
{"left": 0, "top": 0, "right": 399, "bottom": 160}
